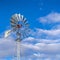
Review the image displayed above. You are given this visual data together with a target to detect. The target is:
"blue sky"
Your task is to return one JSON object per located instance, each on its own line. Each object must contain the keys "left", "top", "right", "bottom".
{"left": 0, "top": 0, "right": 60, "bottom": 32}
{"left": 0, "top": 0, "right": 60, "bottom": 60}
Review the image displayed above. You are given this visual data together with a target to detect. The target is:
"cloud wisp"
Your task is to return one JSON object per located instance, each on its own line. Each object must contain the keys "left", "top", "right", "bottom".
{"left": 39, "top": 12, "right": 60, "bottom": 24}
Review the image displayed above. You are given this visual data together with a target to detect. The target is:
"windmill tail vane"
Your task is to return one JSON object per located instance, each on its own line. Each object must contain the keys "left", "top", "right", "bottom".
{"left": 4, "top": 30, "right": 12, "bottom": 38}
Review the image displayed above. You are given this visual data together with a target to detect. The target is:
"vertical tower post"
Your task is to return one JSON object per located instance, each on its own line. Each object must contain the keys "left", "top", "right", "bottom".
{"left": 16, "top": 31, "right": 21, "bottom": 60}
{"left": 16, "top": 40, "right": 20, "bottom": 60}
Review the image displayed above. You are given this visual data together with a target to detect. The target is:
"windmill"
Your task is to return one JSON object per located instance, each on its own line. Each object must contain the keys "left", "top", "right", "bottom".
{"left": 5, "top": 13, "right": 29, "bottom": 60}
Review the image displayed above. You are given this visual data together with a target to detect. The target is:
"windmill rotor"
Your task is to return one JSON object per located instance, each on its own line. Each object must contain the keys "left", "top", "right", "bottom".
{"left": 10, "top": 13, "right": 29, "bottom": 41}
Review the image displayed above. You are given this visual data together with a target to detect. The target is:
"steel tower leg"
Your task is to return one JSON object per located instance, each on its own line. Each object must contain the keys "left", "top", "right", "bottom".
{"left": 16, "top": 41, "right": 20, "bottom": 60}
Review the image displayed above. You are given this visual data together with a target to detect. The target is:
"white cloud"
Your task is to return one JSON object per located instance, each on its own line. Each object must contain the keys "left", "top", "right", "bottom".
{"left": 30, "top": 28, "right": 60, "bottom": 39}
{"left": 39, "top": 12, "right": 60, "bottom": 24}
{"left": 0, "top": 36, "right": 60, "bottom": 60}
{"left": 38, "top": 12, "right": 60, "bottom": 29}
{"left": 0, "top": 37, "right": 16, "bottom": 58}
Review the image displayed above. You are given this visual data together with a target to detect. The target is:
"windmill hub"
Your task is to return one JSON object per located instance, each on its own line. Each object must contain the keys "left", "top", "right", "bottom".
{"left": 16, "top": 24, "right": 22, "bottom": 28}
